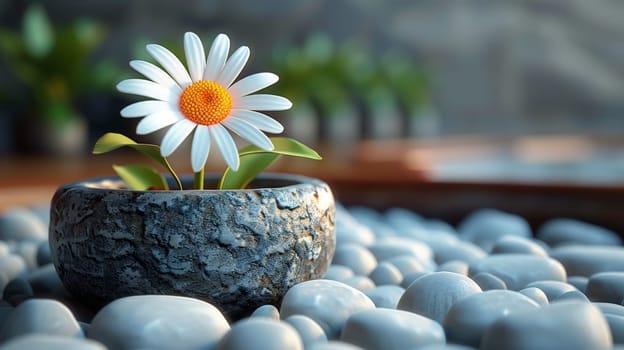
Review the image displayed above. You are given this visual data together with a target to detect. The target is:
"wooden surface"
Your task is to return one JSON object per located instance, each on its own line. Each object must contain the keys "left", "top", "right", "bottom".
{"left": 2, "top": 135, "right": 623, "bottom": 233}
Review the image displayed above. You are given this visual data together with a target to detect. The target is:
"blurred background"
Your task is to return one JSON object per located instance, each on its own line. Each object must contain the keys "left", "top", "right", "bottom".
{"left": 0, "top": 0, "right": 623, "bottom": 225}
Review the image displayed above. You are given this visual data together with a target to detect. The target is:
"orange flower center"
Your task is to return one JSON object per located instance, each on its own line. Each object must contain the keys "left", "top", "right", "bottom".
{"left": 178, "top": 80, "right": 232, "bottom": 125}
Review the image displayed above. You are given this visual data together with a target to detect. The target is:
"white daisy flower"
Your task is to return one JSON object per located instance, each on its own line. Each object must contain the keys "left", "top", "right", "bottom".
{"left": 117, "top": 32, "right": 290, "bottom": 172}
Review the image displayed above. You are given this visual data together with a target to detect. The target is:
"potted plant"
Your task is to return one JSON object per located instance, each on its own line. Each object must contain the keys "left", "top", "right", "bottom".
{"left": 0, "top": 4, "right": 121, "bottom": 156}
{"left": 48, "top": 32, "right": 336, "bottom": 320}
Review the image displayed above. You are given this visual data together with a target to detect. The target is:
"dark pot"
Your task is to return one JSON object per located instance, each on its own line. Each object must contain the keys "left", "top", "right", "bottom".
{"left": 49, "top": 174, "right": 335, "bottom": 320}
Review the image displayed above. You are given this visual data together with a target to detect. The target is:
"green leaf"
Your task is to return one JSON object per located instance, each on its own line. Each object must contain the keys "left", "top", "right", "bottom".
{"left": 219, "top": 137, "right": 321, "bottom": 190}
{"left": 93, "top": 133, "right": 163, "bottom": 164}
{"left": 22, "top": 4, "right": 53, "bottom": 58}
{"left": 112, "top": 164, "right": 169, "bottom": 191}
{"left": 93, "top": 133, "right": 182, "bottom": 190}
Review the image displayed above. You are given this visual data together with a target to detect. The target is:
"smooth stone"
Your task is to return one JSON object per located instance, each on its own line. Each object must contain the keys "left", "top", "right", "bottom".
{"left": 29, "top": 205, "right": 50, "bottom": 227}
{"left": 88, "top": 295, "right": 229, "bottom": 350}
{"left": 384, "top": 207, "right": 425, "bottom": 231}
{"left": 331, "top": 244, "right": 378, "bottom": 276}
{"left": 568, "top": 276, "right": 589, "bottom": 293}
{"left": 335, "top": 206, "right": 376, "bottom": 246}
{"left": 417, "top": 345, "right": 478, "bottom": 350}
{"left": 323, "top": 265, "right": 355, "bottom": 282}
{"left": 604, "top": 314, "right": 624, "bottom": 344}
{"left": 424, "top": 219, "right": 458, "bottom": 235}
{"left": 0, "top": 254, "right": 27, "bottom": 295}
{"left": 10, "top": 241, "right": 39, "bottom": 270}
{"left": 36, "top": 241, "right": 52, "bottom": 266}
{"left": 285, "top": 315, "right": 328, "bottom": 348}
{"left": 348, "top": 207, "right": 397, "bottom": 238}
{"left": 368, "top": 261, "right": 403, "bottom": 286}
{"left": 342, "top": 276, "right": 376, "bottom": 292}
{"left": 0, "top": 301, "right": 14, "bottom": 330}
{"left": 27, "top": 264, "right": 63, "bottom": 294}
{"left": 280, "top": 279, "right": 376, "bottom": 339}
{"left": 436, "top": 260, "right": 469, "bottom": 275}
{"left": 397, "top": 271, "right": 482, "bottom": 323}
{"left": 443, "top": 290, "right": 539, "bottom": 347}
{"left": 554, "top": 290, "right": 590, "bottom": 303}
{"left": 471, "top": 272, "right": 507, "bottom": 291}
{"left": 215, "top": 318, "right": 303, "bottom": 350}
{"left": 310, "top": 340, "right": 365, "bottom": 350}
{"left": 401, "top": 271, "right": 430, "bottom": 289}
{"left": 340, "top": 308, "right": 445, "bottom": 350}
{"left": 518, "top": 287, "right": 549, "bottom": 306}
{"left": 480, "top": 301, "right": 612, "bottom": 350}
{"left": 428, "top": 240, "right": 487, "bottom": 265}
{"left": 586, "top": 272, "right": 624, "bottom": 303}
{"left": 0, "top": 334, "right": 106, "bottom": 350}
{"left": 367, "top": 237, "right": 433, "bottom": 263}
{"left": 2, "top": 278, "right": 33, "bottom": 302}
{"left": 0, "top": 208, "right": 47, "bottom": 242}
{"left": 538, "top": 218, "right": 622, "bottom": 247}
{"left": 490, "top": 235, "right": 548, "bottom": 257}
{"left": 524, "top": 280, "right": 578, "bottom": 301}
{"left": 0, "top": 241, "right": 9, "bottom": 257}
{"left": 468, "top": 254, "right": 567, "bottom": 291}
{"left": 0, "top": 299, "right": 83, "bottom": 341}
{"left": 550, "top": 245, "right": 624, "bottom": 277}
{"left": 386, "top": 255, "right": 429, "bottom": 276}
{"left": 595, "top": 302, "right": 624, "bottom": 317}
{"left": 347, "top": 206, "right": 386, "bottom": 228}
{"left": 457, "top": 209, "right": 531, "bottom": 251}
{"left": 251, "top": 304, "right": 280, "bottom": 319}
{"left": 364, "top": 285, "right": 406, "bottom": 309}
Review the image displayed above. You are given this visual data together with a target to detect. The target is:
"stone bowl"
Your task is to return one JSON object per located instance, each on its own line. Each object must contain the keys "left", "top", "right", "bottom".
{"left": 49, "top": 173, "right": 335, "bottom": 320}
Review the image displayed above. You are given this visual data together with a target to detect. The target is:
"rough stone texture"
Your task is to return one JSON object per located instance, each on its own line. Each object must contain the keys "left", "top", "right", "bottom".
{"left": 49, "top": 174, "right": 335, "bottom": 320}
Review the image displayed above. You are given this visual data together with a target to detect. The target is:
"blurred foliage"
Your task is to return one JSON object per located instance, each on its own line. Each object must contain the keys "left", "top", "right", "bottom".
{"left": 0, "top": 3, "right": 122, "bottom": 127}
{"left": 267, "top": 33, "right": 432, "bottom": 118}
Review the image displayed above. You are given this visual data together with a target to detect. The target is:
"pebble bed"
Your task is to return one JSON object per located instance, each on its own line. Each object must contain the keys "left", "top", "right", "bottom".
{"left": 1, "top": 204, "right": 624, "bottom": 349}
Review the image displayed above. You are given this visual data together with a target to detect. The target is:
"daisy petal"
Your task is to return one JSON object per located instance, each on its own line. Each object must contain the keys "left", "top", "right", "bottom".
{"left": 235, "top": 94, "right": 293, "bottom": 111}
{"left": 229, "top": 109, "right": 284, "bottom": 133}
{"left": 209, "top": 124, "right": 239, "bottom": 171}
{"left": 121, "top": 100, "right": 171, "bottom": 118}
{"left": 146, "top": 44, "right": 192, "bottom": 87}
{"left": 135, "top": 110, "right": 183, "bottom": 135}
{"left": 184, "top": 32, "right": 206, "bottom": 82}
{"left": 117, "top": 79, "right": 176, "bottom": 102}
{"left": 217, "top": 46, "right": 249, "bottom": 88}
{"left": 129, "top": 60, "right": 180, "bottom": 93}
{"left": 228, "top": 72, "right": 279, "bottom": 97}
{"left": 204, "top": 34, "right": 230, "bottom": 81}
{"left": 191, "top": 125, "right": 211, "bottom": 172}
{"left": 222, "top": 117, "right": 274, "bottom": 151}
{"left": 160, "top": 119, "right": 197, "bottom": 157}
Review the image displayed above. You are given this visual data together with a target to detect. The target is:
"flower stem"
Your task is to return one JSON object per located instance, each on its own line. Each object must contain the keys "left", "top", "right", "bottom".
{"left": 193, "top": 168, "right": 204, "bottom": 190}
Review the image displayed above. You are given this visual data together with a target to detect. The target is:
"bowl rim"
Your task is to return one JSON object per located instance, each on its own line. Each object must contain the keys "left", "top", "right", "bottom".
{"left": 57, "top": 172, "right": 330, "bottom": 194}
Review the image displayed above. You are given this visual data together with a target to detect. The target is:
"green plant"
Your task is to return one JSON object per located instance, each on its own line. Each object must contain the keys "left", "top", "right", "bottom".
{"left": 0, "top": 4, "right": 120, "bottom": 127}
{"left": 94, "top": 32, "right": 320, "bottom": 190}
